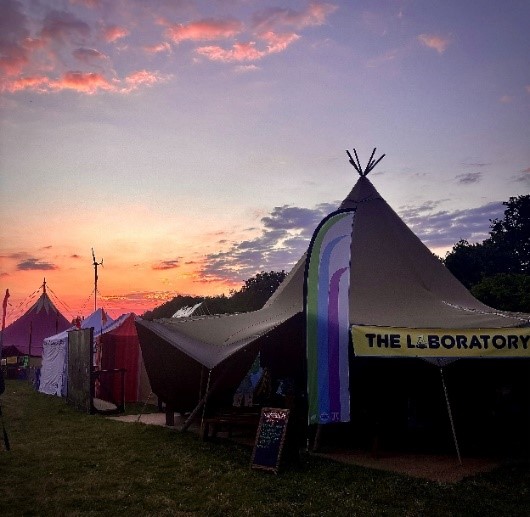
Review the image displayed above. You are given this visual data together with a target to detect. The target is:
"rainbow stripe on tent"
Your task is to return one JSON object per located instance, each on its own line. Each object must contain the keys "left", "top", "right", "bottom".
{"left": 305, "top": 209, "right": 355, "bottom": 424}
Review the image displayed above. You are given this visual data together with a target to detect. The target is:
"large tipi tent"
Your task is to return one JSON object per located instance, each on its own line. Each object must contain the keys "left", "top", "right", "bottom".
{"left": 1, "top": 281, "right": 71, "bottom": 358}
{"left": 39, "top": 308, "right": 113, "bottom": 396}
{"left": 136, "top": 151, "right": 529, "bottom": 449}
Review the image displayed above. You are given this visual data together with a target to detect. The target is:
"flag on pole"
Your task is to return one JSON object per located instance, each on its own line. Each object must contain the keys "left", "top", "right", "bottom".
{"left": 1, "top": 289, "right": 9, "bottom": 333}
{"left": 305, "top": 209, "right": 355, "bottom": 424}
{"left": 1, "top": 289, "right": 10, "bottom": 358}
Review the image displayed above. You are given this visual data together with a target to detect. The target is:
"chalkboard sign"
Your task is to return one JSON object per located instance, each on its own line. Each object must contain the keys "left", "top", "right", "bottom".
{"left": 251, "top": 407, "right": 290, "bottom": 473}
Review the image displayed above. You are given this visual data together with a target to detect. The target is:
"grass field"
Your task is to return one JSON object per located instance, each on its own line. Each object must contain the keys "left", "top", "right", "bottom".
{"left": 0, "top": 380, "right": 528, "bottom": 516}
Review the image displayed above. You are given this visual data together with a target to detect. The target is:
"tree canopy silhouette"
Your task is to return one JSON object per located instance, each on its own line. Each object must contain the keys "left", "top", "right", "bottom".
{"left": 143, "top": 270, "right": 287, "bottom": 320}
{"left": 444, "top": 194, "right": 530, "bottom": 312}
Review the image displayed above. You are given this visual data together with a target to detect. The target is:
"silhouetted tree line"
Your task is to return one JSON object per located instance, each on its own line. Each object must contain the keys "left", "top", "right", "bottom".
{"left": 444, "top": 194, "right": 530, "bottom": 312}
{"left": 143, "top": 270, "right": 287, "bottom": 320}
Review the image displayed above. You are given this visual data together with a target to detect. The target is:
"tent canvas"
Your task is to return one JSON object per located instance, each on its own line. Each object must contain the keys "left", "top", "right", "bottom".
{"left": 39, "top": 311, "right": 151, "bottom": 404}
{"left": 97, "top": 313, "right": 152, "bottom": 404}
{"left": 1, "top": 288, "right": 71, "bottom": 358}
{"left": 135, "top": 255, "right": 305, "bottom": 415}
{"left": 136, "top": 161, "right": 529, "bottom": 451}
{"left": 39, "top": 308, "right": 113, "bottom": 396}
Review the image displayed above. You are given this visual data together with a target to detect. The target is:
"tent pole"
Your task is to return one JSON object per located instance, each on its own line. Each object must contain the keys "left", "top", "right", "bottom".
{"left": 440, "top": 367, "right": 462, "bottom": 465}
{"left": 181, "top": 368, "right": 222, "bottom": 432}
{"left": 181, "top": 361, "right": 238, "bottom": 433}
{"left": 200, "top": 369, "right": 212, "bottom": 433}
{"left": 198, "top": 366, "right": 205, "bottom": 400}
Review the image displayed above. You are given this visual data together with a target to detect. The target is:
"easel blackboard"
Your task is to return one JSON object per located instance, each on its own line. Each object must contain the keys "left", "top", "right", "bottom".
{"left": 251, "top": 407, "right": 290, "bottom": 473}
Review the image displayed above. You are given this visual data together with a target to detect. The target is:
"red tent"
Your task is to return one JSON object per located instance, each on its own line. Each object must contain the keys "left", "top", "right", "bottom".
{"left": 98, "top": 313, "right": 151, "bottom": 403}
{"left": 1, "top": 289, "right": 70, "bottom": 357}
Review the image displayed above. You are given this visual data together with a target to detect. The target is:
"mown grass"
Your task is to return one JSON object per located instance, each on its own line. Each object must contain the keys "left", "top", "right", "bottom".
{"left": 1, "top": 380, "right": 528, "bottom": 516}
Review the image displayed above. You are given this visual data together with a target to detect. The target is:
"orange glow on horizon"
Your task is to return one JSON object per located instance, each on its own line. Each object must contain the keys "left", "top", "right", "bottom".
{"left": 1, "top": 266, "right": 240, "bottom": 327}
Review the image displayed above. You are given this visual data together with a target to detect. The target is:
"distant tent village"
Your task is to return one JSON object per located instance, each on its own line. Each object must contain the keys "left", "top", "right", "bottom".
{"left": 1, "top": 282, "right": 151, "bottom": 411}
{"left": 1, "top": 149, "right": 528, "bottom": 459}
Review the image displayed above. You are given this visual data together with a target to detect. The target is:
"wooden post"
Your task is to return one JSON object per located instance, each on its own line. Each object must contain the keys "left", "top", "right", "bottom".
{"left": 165, "top": 404, "right": 175, "bottom": 426}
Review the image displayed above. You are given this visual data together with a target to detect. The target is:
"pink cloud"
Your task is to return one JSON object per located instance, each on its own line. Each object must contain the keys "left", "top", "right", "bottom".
{"left": 253, "top": 2, "right": 338, "bottom": 32}
{"left": 260, "top": 31, "right": 300, "bottom": 54}
{"left": 144, "top": 42, "right": 172, "bottom": 54}
{"left": 54, "top": 71, "right": 113, "bottom": 93}
{"left": 103, "top": 25, "right": 129, "bottom": 43}
{"left": 1, "top": 75, "right": 51, "bottom": 93}
{"left": 196, "top": 31, "right": 301, "bottom": 63}
{"left": 304, "top": 1, "right": 339, "bottom": 25}
{"left": 1, "top": 72, "right": 112, "bottom": 94}
{"left": 196, "top": 42, "right": 265, "bottom": 63}
{"left": 1, "top": 1, "right": 338, "bottom": 93}
{"left": 2, "top": 69, "right": 167, "bottom": 94}
{"left": 525, "top": 85, "right": 530, "bottom": 94}
{"left": 166, "top": 19, "right": 243, "bottom": 44}
{"left": 0, "top": 43, "right": 30, "bottom": 76}
{"left": 499, "top": 95, "right": 513, "bottom": 104}
{"left": 124, "top": 70, "right": 164, "bottom": 88}
{"left": 418, "top": 33, "right": 451, "bottom": 54}
{"left": 0, "top": 0, "right": 32, "bottom": 77}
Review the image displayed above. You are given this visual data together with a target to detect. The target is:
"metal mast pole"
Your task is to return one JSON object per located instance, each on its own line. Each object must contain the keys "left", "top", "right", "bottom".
{"left": 91, "top": 249, "right": 103, "bottom": 312}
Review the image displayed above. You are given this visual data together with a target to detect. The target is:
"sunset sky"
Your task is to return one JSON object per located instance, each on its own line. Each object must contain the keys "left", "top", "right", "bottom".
{"left": 1, "top": 0, "right": 529, "bottom": 326}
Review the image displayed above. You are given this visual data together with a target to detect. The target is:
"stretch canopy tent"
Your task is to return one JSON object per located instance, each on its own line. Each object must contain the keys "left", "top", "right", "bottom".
{"left": 136, "top": 149, "right": 529, "bottom": 432}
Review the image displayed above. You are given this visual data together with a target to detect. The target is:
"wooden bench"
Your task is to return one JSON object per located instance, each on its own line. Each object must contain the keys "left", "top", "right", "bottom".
{"left": 202, "top": 411, "right": 260, "bottom": 440}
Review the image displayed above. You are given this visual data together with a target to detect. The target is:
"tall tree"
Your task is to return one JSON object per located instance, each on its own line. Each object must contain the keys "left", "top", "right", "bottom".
{"left": 444, "top": 195, "right": 530, "bottom": 311}
{"left": 229, "top": 270, "right": 287, "bottom": 312}
{"left": 443, "top": 239, "right": 488, "bottom": 289}
{"left": 445, "top": 195, "right": 530, "bottom": 285}
{"left": 487, "top": 195, "right": 530, "bottom": 274}
{"left": 471, "top": 274, "right": 530, "bottom": 313}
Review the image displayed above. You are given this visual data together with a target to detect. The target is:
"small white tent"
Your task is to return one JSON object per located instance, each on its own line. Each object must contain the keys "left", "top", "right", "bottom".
{"left": 39, "top": 308, "right": 112, "bottom": 396}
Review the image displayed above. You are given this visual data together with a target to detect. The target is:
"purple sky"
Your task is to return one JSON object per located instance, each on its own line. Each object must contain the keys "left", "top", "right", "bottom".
{"left": 1, "top": 0, "right": 529, "bottom": 322}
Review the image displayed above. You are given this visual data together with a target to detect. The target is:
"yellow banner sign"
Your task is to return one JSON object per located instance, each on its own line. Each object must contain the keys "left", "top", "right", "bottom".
{"left": 351, "top": 325, "right": 530, "bottom": 358}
